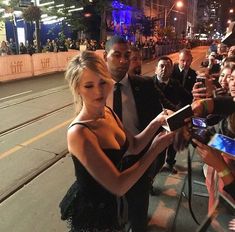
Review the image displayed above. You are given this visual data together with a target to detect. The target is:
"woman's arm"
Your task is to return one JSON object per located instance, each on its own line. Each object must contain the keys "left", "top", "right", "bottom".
{"left": 193, "top": 139, "right": 235, "bottom": 190}
{"left": 192, "top": 96, "right": 235, "bottom": 117}
{"left": 125, "top": 111, "right": 168, "bottom": 155}
{"left": 68, "top": 125, "right": 174, "bottom": 197}
{"left": 191, "top": 98, "right": 214, "bottom": 117}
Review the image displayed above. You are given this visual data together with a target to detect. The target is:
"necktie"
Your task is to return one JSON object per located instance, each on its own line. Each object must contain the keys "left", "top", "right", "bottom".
{"left": 180, "top": 70, "right": 185, "bottom": 85}
{"left": 159, "top": 82, "right": 166, "bottom": 91}
{"left": 113, "top": 82, "right": 122, "bottom": 121}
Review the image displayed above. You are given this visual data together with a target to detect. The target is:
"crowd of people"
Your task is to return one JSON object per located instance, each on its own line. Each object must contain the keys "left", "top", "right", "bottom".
{"left": 0, "top": 36, "right": 199, "bottom": 58}
{"left": 58, "top": 34, "right": 235, "bottom": 232}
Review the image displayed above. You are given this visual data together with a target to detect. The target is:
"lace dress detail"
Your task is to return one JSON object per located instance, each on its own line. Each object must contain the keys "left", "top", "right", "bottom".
{"left": 60, "top": 108, "right": 128, "bottom": 232}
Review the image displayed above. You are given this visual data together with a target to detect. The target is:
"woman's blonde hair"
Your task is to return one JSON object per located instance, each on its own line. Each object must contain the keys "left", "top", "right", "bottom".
{"left": 65, "top": 51, "right": 112, "bottom": 114}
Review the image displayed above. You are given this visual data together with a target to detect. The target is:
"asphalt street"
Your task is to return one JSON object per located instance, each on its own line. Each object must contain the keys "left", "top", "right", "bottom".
{"left": 1, "top": 46, "right": 232, "bottom": 232}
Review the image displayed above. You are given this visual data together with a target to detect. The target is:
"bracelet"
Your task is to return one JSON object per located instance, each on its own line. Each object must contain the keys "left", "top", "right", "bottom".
{"left": 200, "top": 100, "right": 208, "bottom": 116}
{"left": 217, "top": 168, "right": 231, "bottom": 178}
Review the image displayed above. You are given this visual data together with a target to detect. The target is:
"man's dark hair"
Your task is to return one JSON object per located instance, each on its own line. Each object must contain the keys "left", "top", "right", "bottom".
{"left": 105, "top": 36, "right": 128, "bottom": 52}
{"left": 156, "top": 56, "right": 173, "bottom": 66}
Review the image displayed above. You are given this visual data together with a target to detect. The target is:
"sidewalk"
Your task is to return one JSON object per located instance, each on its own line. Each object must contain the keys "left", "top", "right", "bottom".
{"left": 147, "top": 145, "right": 209, "bottom": 232}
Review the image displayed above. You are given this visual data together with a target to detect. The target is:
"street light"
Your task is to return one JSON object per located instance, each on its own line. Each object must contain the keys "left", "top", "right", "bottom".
{"left": 164, "top": 1, "right": 183, "bottom": 28}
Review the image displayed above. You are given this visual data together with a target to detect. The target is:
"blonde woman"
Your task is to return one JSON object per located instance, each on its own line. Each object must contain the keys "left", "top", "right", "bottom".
{"left": 60, "top": 51, "right": 174, "bottom": 232}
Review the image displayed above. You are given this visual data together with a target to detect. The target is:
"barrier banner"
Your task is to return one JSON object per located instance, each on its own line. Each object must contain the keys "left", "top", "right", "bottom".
{"left": 0, "top": 54, "right": 33, "bottom": 81}
{"left": 57, "top": 51, "right": 80, "bottom": 71}
{"left": 32, "top": 52, "right": 58, "bottom": 76}
{"left": 0, "top": 50, "right": 105, "bottom": 82}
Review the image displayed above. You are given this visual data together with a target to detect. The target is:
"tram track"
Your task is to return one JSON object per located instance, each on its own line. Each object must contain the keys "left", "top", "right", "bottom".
{"left": 0, "top": 149, "right": 69, "bottom": 204}
{"left": 0, "top": 85, "right": 73, "bottom": 204}
{"left": 0, "top": 102, "right": 73, "bottom": 137}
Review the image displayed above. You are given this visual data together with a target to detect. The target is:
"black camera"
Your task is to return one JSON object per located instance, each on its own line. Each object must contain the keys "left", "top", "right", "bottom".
{"left": 191, "top": 117, "right": 212, "bottom": 144}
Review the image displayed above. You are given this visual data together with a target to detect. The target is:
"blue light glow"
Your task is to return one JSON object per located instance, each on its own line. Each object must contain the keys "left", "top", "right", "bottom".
{"left": 111, "top": 0, "right": 134, "bottom": 38}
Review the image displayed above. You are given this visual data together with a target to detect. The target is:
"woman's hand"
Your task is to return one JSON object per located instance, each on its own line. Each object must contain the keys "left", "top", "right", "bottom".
{"left": 191, "top": 98, "right": 214, "bottom": 117}
{"left": 173, "top": 123, "right": 192, "bottom": 151}
{"left": 151, "top": 131, "right": 175, "bottom": 153}
{"left": 191, "top": 99, "right": 204, "bottom": 117}
{"left": 192, "top": 139, "right": 226, "bottom": 171}
{"left": 214, "top": 87, "right": 228, "bottom": 97}
{"left": 192, "top": 73, "right": 214, "bottom": 101}
{"left": 153, "top": 110, "right": 173, "bottom": 126}
{"left": 192, "top": 82, "right": 207, "bottom": 100}
{"left": 229, "top": 218, "right": 235, "bottom": 231}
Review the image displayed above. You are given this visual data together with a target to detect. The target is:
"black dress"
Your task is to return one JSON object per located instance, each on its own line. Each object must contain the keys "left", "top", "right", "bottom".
{"left": 60, "top": 113, "right": 128, "bottom": 232}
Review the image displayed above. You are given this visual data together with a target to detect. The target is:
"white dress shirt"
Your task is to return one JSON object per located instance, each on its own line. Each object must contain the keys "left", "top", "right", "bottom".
{"left": 106, "top": 74, "right": 140, "bottom": 136}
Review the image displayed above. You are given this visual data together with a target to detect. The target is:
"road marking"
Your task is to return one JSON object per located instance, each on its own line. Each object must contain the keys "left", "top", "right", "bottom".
{"left": 192, "top": 56, "right": 202, "bottom": 64}
{"left": 0, "top": 90, "right": 33, "bottom": 101}
{"left": 0, "top": 118, "right": 73, "bottom": 160}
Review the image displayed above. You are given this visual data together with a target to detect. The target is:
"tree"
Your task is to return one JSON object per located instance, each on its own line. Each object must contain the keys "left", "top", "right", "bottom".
{"left": 45, "top": 0, "right": 112, "bottom": 41}
{"left": 90, "top": 0, "right": 112, "bottom": 42}
{"left": 44, "top": 0, "right": 84, "bottom": 36}
{"left": 22, "top": 5, "right": 42, "bottom": 52}
{"left": 0, "top": 0, "right": 21, "bottom": 54}
{"left": 155, "top": 26, "right": 176, "bottom": 39}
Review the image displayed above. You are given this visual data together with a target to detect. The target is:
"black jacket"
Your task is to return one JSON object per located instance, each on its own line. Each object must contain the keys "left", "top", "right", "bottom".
{"left": 214, "top": 96, "right": 235, "bottom": 116}
{"left": 128, "top": 75, "right": 163, "bottom": 130}
{"left": 129, "top": 75, "right": 176, "bottom": 130}
{"left": 153, "top": 76, "right": 193, "bottom": 109}
{"left": 171, "top": 63, "right": 197, "bottom": 94}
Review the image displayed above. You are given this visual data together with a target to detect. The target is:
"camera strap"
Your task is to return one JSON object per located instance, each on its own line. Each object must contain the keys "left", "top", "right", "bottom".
{"left": 187, "top": 148, "right": 200, "bottom": 225}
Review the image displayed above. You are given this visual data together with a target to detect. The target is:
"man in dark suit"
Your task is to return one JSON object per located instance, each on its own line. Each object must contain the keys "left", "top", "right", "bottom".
{"left": 128, "top": 46, "right": 142, "bottom": 76}
{"left": 104, "top": 36, "right": 171, "bottom": 232}
{"left": 154, "top": 56, "right": 193, "bottom": 108}
{"left": 153, "top": 56, "right": 193, "bottom": 173}
{"left": 172, "top": 48, "right": 197, "bottom": 95}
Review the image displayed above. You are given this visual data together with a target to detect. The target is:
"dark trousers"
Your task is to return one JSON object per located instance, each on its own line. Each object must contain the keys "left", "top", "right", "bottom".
{"left": 126, "top": 172, "right": 150, "bottom": 232}
{"left": 148, "top": 150, "right": 166, "bottom": 181}
{"left": 122, "top": 156, "right": 150, "bottom": 232}
{"left": 165, "top": 144, "right": 177, "bottom": 166}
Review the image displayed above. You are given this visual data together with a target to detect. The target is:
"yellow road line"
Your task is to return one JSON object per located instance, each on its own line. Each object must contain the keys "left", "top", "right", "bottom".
{"left": 0, "top": 118, "right": 73, "bottom": 160}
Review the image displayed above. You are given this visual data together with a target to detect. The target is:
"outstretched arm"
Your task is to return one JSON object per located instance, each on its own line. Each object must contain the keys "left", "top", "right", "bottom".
{"left": 68, "top": 125, "right": 174, "bottom": 197}
{"left": 193, "top": 139, "right": 235, "bottom": 198}
{"left": 125, "top": 111, "right": 169, "bottom": 155}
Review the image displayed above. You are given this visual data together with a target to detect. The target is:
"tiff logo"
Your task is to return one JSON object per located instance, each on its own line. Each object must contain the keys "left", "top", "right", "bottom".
{"left": 10, "top": 61, "right": 23, "bottom": 74}
{"left": 41, "top": 58, "right": 50, "bottom": 69}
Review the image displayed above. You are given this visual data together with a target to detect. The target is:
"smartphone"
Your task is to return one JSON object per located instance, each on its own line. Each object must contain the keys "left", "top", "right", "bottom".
{"left": 208, "top": 133, "right": 235, "bottom": 160}
{"left": 196, "top": 76, "right": 206, "bottom": 88}
{"left": 192, "top": 117, "right": 207, "bottom": 128}
{"left": 213, "top": 79, "right": 222, "bottom": 88}
{"left": 192, "top": 128, "right": 211, "bottom": 144}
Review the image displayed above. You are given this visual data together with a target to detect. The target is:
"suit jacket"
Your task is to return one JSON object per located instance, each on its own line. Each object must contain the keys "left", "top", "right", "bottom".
{"left": 171, "top": 63, "right": 197, "bottom": 94}
{"left": 128, "top": 75, "right": 163, "bottom": 131}
{"left": 214, "top": 96, "right": 235, "bottom": 116}
{"left": 153, "top": 76, "right": 193, "bottom": 109}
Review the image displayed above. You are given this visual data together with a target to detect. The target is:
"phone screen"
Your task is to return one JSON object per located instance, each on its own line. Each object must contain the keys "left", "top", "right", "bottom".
{"left": 192, "top": 117, "right": 207, "bottom": 128}
{"left": 208, "top": 134, "right": 235, "bottom": 157}
{"left": 196, "top": 76, "right": 206, "bottom": 88}
{"left": 192, "top": 128, "right": 211, "bottom": 144}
